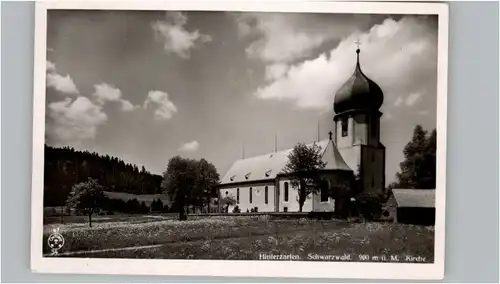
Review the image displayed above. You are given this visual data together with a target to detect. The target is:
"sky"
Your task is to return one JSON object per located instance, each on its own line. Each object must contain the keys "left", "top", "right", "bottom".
{"left": 45, "top": 10, "right": 438, "bottom": 183}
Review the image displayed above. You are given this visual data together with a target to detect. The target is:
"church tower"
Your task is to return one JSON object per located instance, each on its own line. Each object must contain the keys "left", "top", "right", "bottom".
{"left": 333, "top": 45, "right": 386, "bottom": 194}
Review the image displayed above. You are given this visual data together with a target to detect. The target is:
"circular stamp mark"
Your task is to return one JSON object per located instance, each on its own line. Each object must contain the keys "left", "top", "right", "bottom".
{"left": 47, "top": 228, "right": 64, "bottom": 255}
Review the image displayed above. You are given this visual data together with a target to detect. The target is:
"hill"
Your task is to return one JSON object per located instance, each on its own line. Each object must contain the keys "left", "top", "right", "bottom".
{"left": 44, "top": 145, "right": 163, "bottom": 206}
{"left": 103, "top": 191, "right": 171, "bottom": 207}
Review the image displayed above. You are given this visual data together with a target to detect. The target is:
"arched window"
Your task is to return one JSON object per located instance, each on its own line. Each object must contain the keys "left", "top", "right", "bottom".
{"left": 265, "top": 186, "right": 268, "bottom": 204}
{"left": 341, "top": 118, "right": 348, "bottom": 137}
{"left": 249, "top": 187, "right": 253, "bottom": 204}
{"left": 236, "top": 188, "right": 239, "bottom": 204}
{"left": 284, "top": 182, "right": 289, "bottom": 202}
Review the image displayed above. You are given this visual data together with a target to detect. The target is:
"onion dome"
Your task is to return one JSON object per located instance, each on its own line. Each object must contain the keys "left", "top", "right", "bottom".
{"left": 334, "top": 47, "right": 384, "bottom": 114}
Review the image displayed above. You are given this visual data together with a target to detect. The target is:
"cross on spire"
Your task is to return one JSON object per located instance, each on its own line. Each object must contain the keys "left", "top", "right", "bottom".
{"left": 355, "top": 39, "right": 361, "bottom": 66}
{"left": 355, "top": 39, "right": 362, "bottom": 57}
{"left": 355, "top": 39, "right": 361, "bottom": 49}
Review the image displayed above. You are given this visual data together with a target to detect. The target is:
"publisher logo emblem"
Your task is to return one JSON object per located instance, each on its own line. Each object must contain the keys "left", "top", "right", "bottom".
{"left": 47, "top": 228, "right": 64, "bottom": 255}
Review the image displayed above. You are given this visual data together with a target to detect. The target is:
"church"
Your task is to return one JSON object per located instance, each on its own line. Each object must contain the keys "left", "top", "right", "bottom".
{"left": 219, "top": 46, "right": 386, "bottom": 214}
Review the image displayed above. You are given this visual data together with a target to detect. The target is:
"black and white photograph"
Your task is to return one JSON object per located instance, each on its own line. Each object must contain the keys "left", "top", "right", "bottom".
{"left": 31, "top": 1, "right": 448, "bottom": 279}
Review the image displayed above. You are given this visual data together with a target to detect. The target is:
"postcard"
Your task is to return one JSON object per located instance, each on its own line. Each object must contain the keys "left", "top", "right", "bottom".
{"left": 31, "top": 0, "right": 448, "bottom": 279}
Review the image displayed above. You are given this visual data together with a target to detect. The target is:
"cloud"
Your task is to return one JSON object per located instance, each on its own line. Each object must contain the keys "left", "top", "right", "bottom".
{"left": 120, "top": 100, "right": 135, "bottom": 112}
{"left": 253, "top": 16, "right": 438, "bottom": 112}
{"left": 394, "top": 92, "right": 422, "bottom": 108}
{"left": 234, "top": 13, "right": 385, "bottom": 63}
{"left": 405, "top": 92, "right": 421, "bottom": 107}
{"left": 152, "top": 12, "right": 212, "bottom": 59}
{"left": 91, "top": 83, "right": 135, "bottom": 111}
{"left": 46, "top": 61, "right": 79, "bottom": 95}
{"left": 46, "top": 60, "right": 56, "bottom": 72}
{"left": 92, "top": 83, "right": 122, "bottom": 104}
{"left": 45, "top": 66, "right": 139, "bottom": 146}
{"left": 46, "top": 97, "right": 107, "bottom": 146}
{"left": 143, "top": 90, "right": 178, "bottom": 120}
{"left": 394, "top": 96, "right": 404, "bottom": 107}
{"left": 178, "top": 140, "right": 200, "bottom": 152}
{"left": 47, "top": 74, "right": 79, "bottom": 95}
{"left": 265, "top": 64, "right": 290, "bottom": 81}
{"left": 417, "top": 110, "right": 430, "bottom": 116}
{"left": 382, "top": 112, "right": 394, "bottom": 120}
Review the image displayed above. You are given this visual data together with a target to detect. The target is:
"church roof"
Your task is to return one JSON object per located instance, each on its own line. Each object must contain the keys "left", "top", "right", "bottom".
{"left": 221, "top": 139, "right": 352, "bottom": 185}
{"left": 392, "top": 189, "right": 435, "bottom": 208}
{"left": 333, "top": 48, "right": 384, "bottom": 114}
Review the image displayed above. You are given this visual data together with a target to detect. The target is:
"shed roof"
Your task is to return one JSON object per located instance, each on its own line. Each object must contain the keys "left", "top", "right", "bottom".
{"left": 221, "top": 139, "right": 352, "bottom": 185}
{"left": 392, "top": 189, "right": 435, "bottom": 208}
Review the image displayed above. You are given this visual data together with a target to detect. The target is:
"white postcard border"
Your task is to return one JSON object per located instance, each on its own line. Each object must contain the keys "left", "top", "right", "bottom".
{"left": 31, "top": 0, "right": 449, "bottom": 280}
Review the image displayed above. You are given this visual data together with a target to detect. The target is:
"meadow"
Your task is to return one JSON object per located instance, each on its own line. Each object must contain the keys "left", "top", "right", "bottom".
{"left": 43, "top": 215, "right": 434, "bottom": 262}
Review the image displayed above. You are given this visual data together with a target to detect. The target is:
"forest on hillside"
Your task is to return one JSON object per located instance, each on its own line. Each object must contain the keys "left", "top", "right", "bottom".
{"left": 44, "top": 145, "right": 163, "bottom": 206}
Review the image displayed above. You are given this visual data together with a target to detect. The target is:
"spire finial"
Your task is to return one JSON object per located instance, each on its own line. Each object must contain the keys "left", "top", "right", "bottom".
{"left": 355, "top": 39, "right": 361, "bottom": 52}
{"left": 354, "top": 39, "right": 361, "bottom": 69}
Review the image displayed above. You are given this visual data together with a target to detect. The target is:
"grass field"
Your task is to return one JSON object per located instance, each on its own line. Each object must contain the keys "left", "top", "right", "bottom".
{"left": 43, "top": 215, "right": 434, "bottom": 262}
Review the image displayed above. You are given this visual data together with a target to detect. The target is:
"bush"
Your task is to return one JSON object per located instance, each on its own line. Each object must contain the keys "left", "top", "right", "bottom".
{"left": 162, "top": 205, "right": 170, "bottom": 213}
{"left": 44, "top": 207, "right": 58, "bottom": 217}
{"left": 125, "top": 198, "right": 141, "bottom": 213}
{"left": 140, "top": 201, "right": 149, "bottom": 214}
{"left": 232, "top": 206, "right": 241, "bottom": 213}
{"left": 356, "top": 192, "right": 384, "bottom": 221}
{"left": 151, "top": 198, "right": 164, "bottom": 212}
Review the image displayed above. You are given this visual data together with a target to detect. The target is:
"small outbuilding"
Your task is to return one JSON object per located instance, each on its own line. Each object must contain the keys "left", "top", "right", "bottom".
{"left": 381, "top": 189, "right": 435, "bottom": 225}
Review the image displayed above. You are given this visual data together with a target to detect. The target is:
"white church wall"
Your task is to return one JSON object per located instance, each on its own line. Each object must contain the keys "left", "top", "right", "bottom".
{"left": 338, "top": 146, "right": 361, "bottom": 175}
{"left": 336, "top": 118, "right": 356, "bottom": 149}
{"left": 312, "top": 175, "right": 336, "bottom": 212}
{"left": 311, "top": 193, "right": 335, "bottom": 212}
{"left": 219, "top": 182, "right": 275, "bottom": 213}
{"left": 277, "top": 179, "right": 312, "bottom": 212}
{"left": 353, "top": 113, "right": 368, "bottom": 145}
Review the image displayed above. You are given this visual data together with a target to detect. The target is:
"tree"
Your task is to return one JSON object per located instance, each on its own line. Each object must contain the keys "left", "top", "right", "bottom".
{"left": 65, "top": 178, "right": 106, "bottom": 227}
{"left": 162, "top": 204, "right": 170, "bottom": 213}
{"left": 161, "top": 156, "right": 220, "bottom": 220}
{"left": 196, "top": 159, "right": 220, "bottom": 212}
{"left": 282, "top": 142, "right": 327, "bottom": 212}
{"left": 126, "top": 198, "right": 141, "bottom": 213}
{"left": 390, "top": 125, "right": 437, "bottom": 189}
{"left": 151, "top": 198, "right": 164, "bottom": 212}
{"left": 220, "top": 195, "right": 237, "bottom": 213}
{"left": 356, "top": 191, "right": 384, "bottom": 221}
{"left": 140, "top": 201, "right": 149, "bottom": 214}
{"left": 151, "top": 199, "right": 158, "bottom": 211}
{"left": 330, "top": 177, "right": 355, "bottom": 218}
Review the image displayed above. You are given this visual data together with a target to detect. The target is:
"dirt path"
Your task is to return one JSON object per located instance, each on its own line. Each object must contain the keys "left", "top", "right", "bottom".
{"left": 45, "top": 244, "right": 165, "bottom": 257}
